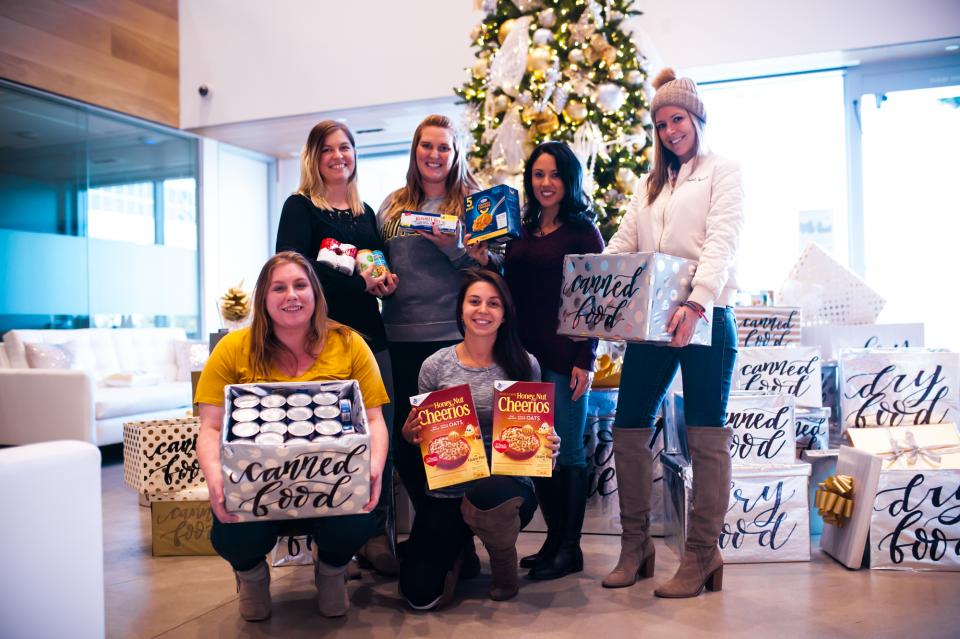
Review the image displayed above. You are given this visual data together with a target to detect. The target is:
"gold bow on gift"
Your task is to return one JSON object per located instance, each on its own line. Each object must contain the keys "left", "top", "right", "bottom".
{"left": 815, "top": 474, "right": 855, "bottom": 528}
{"left": 592, "top": 353, "right": 622, "bottom": 389}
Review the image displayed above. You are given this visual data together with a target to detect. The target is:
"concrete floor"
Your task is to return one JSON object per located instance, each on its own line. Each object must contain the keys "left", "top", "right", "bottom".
{"left": 102, "top": 461, "right": 960, "bottom": 639}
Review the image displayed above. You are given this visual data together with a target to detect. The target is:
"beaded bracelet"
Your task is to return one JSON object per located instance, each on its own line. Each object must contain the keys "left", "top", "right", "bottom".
{"left": 679, "top": 300, "right": 709, "bottom": 323}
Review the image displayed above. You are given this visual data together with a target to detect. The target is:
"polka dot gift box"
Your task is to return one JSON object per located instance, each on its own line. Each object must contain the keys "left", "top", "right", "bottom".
{"left": 558, "top": 252, "right": 711, "bottom": 346}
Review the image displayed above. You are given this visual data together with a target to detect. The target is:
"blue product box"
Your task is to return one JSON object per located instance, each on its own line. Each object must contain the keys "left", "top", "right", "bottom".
{"left": 464, "top": 184, "right": 521, "bottom": 245}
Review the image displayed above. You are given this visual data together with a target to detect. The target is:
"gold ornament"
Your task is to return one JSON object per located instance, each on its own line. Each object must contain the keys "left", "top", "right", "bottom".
{"left": 469, "top": 156, "right": 484, "bottom": 171}
{"left": 529, "top": 108, "right": 560, "bottom": 135}
{"left": 498, "top": 19, "right": 516, "bottom": 45}
{"left": 641, "top": 146, "right": 652, "bottom": 164}
{"left": 562, "top": 99, "right": 588, "bottom": 123}
{"left": 615, "top": 167, "right": 640, "bottom": 194}
{"left": 494, "top": 94, "right": 509, "bottom": 113}
{"left": 219, "top": 282, "right": 251, "bottom": 325}
{"left": 602, "top": 46, "right": 617, "bottom": 65}
{"left": 568, "top": 48, "right": 585, "bottom": 65}
{"left": 526, "top": 45, "right": 552, "bottom": 74}
{"left": 471, "top": 60, "right": 488, "bottom": 80}
{"left": 608, "top": 63, "right": 623, "bottom": 80}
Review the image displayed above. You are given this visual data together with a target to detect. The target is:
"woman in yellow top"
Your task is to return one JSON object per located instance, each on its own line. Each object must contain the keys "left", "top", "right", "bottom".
{"left": 195, "top": 251, "right": 389, "bottom": 623}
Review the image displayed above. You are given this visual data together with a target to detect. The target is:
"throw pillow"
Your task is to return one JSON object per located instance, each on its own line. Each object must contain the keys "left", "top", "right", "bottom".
{"left": 24, "top": 342, "right": 71, "bottom": 369}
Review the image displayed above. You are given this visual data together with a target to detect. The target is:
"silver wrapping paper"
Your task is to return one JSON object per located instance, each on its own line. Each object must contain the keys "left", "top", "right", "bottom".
{"left": 733, "top": 346, "right": 823, "bottom": 408}
{"left": 800, "top": 449, "right": 837, "bottom": 536}
{"left": 821, "top": 361, "right": 843, "bottom": 447}
{"left": 725, "top": 392, "right": 797, "bottom": 466}
{"left": 736, "top": 306, "right": 802, "bottom": 347}
{"left": 795, "top": 406, "right": 831, "bottom": 452}
{"left": 558, "top": 252, "right": 711, "bottom": 346}
{"left": 271, "top": 535, "right": 315, "bottom": 567}
{"left": 660, "top": 453, "right": 691, "bottom": 558}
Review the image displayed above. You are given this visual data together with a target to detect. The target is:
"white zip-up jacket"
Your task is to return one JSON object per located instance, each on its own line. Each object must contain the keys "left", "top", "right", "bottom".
{"left": 605, "top": 152, "right": 744, "bottom": 313}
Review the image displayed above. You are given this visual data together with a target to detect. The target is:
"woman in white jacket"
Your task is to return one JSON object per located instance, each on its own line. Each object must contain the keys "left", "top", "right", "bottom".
{"left": 601, "top": 69, "right": 744, "bottom": 598}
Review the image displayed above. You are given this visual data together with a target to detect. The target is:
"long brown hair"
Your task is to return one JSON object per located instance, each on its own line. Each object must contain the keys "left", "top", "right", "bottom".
{"left": 298, "top": 120, "right": 365, "bottom": 215}
{"left": 456, "top": 270, "right": 533, "bottom": 382}
{"left": 249, "top": 251, "right": 346, "bottom": 379}
{"left": 382, "top": 114, "right": 480, "bottom": 219}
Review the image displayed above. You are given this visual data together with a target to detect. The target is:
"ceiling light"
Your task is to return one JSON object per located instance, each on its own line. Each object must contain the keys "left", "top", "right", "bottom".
{"left": 946, "top": 44, "right": 959, "bottom": 52}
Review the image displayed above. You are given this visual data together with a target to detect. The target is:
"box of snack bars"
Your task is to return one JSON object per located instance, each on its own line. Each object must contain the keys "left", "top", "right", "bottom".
{"left": 464, "top": 184, "right": 521, "bottom": 245}
{"left": 411, "top": 384, "right": 490, "bottom": 490}
{"left": 490, "top": 380, "right": 555, "bottom": 477}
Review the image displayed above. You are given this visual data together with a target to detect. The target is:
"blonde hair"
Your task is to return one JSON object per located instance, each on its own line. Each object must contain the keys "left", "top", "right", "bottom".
{"left": 298, "top": 120, "right": 365, "bottom": 215}
{"left": 382, "top": 114, "right": 480, "bottom": 219}
{"left": 249, "top": 251, "right": 347, "bottom": 379}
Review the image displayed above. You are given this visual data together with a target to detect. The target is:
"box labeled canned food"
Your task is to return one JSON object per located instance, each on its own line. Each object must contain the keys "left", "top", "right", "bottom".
{"left": 123, "top": 416, "right": 205, "bottom": 498}
{"left": 399, "top": 210, "right": 460, "bottom": 235}
{"left": 411, "top": 384, "right": 489, "bottom": 490}
{"left": 150, "top": 487, "right": 216, "bottom": 556}
{"left": 219, "top": 380, "right": 371, "bottom": 522}
{"left": 464, "top": 184, "right": 521, "bottom": 245}
{"left": 491, "top": 380, "right": 555, "bottom": 477}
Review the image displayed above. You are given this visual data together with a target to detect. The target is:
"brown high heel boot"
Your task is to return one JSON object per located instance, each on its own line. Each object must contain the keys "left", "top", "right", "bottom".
{"left": 655, "top": 426, "right": 732, "bottom": 598}
{"left": 461, "top": 496, "right": 524, "bottom": 601}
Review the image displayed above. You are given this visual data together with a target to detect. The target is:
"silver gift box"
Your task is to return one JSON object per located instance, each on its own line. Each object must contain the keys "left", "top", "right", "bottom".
{"left": 795, "top": 406, "right": 831, "bottom": 452}
{"left": 733, "top": 346, "right": 823, "bottom": 408}
{"left": 558, "top": 252, "right": 711, "bottom": 346}
{"left": 725, "top": 391, "right": 797, "bottom": 466}
{"left": 220, "top": 380, "right": 371, "bottom": 522}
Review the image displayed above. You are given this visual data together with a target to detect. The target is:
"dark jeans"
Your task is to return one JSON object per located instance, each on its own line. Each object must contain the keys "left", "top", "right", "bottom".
{"left": 211, "top": 512, "right": 376, "bottom": 572}
{"left": 387, "top": 339, "right": 459, "bottom": 510}
{"left": 614, "top": 307, "right": 738, "bottom": 430}
{"left": 398, "top": 477, "right": 537, "bottom": 608}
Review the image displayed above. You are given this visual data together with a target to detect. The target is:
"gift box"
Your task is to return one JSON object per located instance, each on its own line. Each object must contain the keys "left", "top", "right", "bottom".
{"left": 491, "top": 381, "right": 554, "bottom": 478}
{"left": 821, "top": 361, "right": 843, "bottom": 447}
{"left": 802, "top": 323, "right": 924, "bottom": 361}
{"left": 150, "top": 487, "right": 215, "bottom": 556}
{"left": 795, "top": 406, "right": 831, "bottom": 452}
{"left": 558, "top": 252, "right": 710, "bottom": 346}
{"left": 733, "top": 346, "right": 823, "bottom": 408}
{"left": 123, "top": 417, "right": 205, "bottom": 498}
{"left": 726, "top": 392, "right": 797, "bottom": 466}
{"left": 411, "top": 384, "right": 490, "bottom": 490}
{"left": 464, "top": 184, "right": 521, "bottom": 245}
{"left": 735, "top": 306, "right": 802, "bottom": 347}
{"left": 219, "top": 380, "right": 371, "bottom": 522}
{"left": 801, "top": 448, "right": 837, "bottom": 535}
{"left": 663, "top": 392, "right": 690, "bottom": 462}
{"left": 272, "top": 535, "right": 314, "bottom": 567}
{"left": 838, "top": 348, "right": 959, "bottom": 432}
{"left": 820, "top": 424, "right": 960, "bottom": 570}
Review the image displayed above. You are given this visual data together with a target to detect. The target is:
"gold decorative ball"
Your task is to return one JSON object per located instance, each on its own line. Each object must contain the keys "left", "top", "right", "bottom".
{"left": 530, "top": 108, "right": 560, "bottom": 135}
{"left": 615, "top": 167, "right": 639, "bottom": 194}
{"left": 602, "top": 46, "right": 617, "bottom": 65}
{"left": 471, "top": 60, "right": 488, "bottom": 80}
{"left": 563, "top": 99, "right": 588, "bottom": 123}
{"left": 498, "top": 19, "right": 516, "bottom": 45}
{"left": 608, "top": 63, "right": 623, "bottom": 80}
{"left": 568, "top": 48, "right": 585, "bottom": 65}
{"left": 526, "top": 45, "right": 553, "bottom": 74}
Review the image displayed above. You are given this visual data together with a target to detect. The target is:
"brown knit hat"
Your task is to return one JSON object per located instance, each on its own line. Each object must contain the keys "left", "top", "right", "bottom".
{"left": 650, "top": 68, "right": 706, "bottom": 123}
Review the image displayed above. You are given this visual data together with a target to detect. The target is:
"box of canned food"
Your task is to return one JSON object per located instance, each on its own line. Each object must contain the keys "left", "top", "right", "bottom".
{"left": 219, "top": 380, "right": 371, "bottom": 522}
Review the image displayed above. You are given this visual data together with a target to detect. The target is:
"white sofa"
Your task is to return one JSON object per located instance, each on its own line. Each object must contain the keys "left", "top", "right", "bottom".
{"left": 0, "top": 327, "right": 194, "bottom": 446}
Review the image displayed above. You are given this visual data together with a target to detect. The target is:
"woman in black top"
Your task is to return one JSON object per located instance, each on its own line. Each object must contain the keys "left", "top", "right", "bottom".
{"left": 275, "top": 119, "right": 400, "bottom": 574}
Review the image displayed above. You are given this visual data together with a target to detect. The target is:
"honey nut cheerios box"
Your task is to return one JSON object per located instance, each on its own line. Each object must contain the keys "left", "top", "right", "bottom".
{"left": 491, "top": 381, "right": 555, "bottom": 478}
{"left": 411, "top": 384, "right": 490, "bottom": 490}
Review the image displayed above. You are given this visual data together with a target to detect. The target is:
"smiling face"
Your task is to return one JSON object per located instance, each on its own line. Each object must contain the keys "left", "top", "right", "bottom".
{"left": 461, "top": 281, "right": 504, "bottom": 339}
{"left": 531, "top": 152, "right": 565, "bottom": 217}
{"left": 316, "top": 128, "right": 355, "bottom": 186}
{"left": 265, "top": 261, "right": 315, "bottom": 331}
{"left": 655, "top": 105, "right": 698, "bottom": 164}
{"left": 415, "top": 126, "right": 455, "bottom": 186}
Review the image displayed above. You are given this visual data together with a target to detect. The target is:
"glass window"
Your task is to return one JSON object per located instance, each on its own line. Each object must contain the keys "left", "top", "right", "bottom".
{"left": 357, "top": 152, "right": 410, "bottom": 209}
{"left": 163, "top": 177, "right": 198, "bottom": 250}
{"left": 87, "top": 182, "right": 155, "bottom": 244}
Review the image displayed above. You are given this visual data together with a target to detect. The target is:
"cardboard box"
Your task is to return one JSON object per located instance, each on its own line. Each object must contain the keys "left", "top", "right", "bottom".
{"left": 490, "top": 380, "right": 554, "bottom": 478}
{"left": 464, "top": 184, "right": 521, "bottom": 245}
{"left": 123, "top": 417, "right": 205, "bottom": 498}
{"left": 733, "top": 346, "right": 823, "bottom": 408}
{"left": 735, "top": 306, "right": 802, "bottom": 347}
{"left": 802, "top": 323, "right": 925, "bottom": 361}
{"left": 150, "top": 487, "right": 215, "bottom": 556}
{"left": 219, "top": 380, "right": 371, "bottom": 522}
{"left": 558, "top": 252, "right": 711, "bottom": 346}
{"left": 411, "top": 384, "right": 490, "bottom": 490}
{"left": 820, "top": 424, "right": 960, "bottom": 570}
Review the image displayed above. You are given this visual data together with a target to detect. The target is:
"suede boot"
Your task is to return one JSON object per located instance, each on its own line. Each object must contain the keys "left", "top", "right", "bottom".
{"left": 314, "top": 559, "right": 350, "bottom": 617}
{"left": 461, "top": 496, "right": 524, "bottom": 601}
{"left": 234, "top": 561, "right": 271, "bottom": 622}
{"left": 520, "top": 475, "right": 563, "bottom": 569}
{"left": 528, "top": 465, "right": 587, "bottom": 580}
{"left": 602, "top": 428, "right": 656, "bottom": 588}
{"left": 358, "top": 533, "right": 400, "bottom": 576}
{"left": 655, "top": 426, "right": 732, "bottom": 598}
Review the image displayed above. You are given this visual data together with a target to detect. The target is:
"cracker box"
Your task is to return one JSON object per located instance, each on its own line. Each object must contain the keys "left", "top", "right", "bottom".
{"left": 820, "top": 424, "right": 960, "bottom": 571}
{"left": 558, "top": 252, "right": 711, "bottom": 346}
{"left": 464, "top": 184, "right": 521, "bottom": 245}
{"left": 735, "top": 306, "right": 802, "bottom": 347}
{"left": 150, "top": 487, "right": 216, "bottom": 556}
{"left": 219, "top": 380, "right": 371, "bottom": 522}
{"left": 411, "top": 384, "right": 490, "bottom": 490}
{"left": 399, "top": 211, "right": 459, "bottom": 235}
{"left": 733, "top": 346, "right": 823, "bottom": 408}
{"left": 725, "top": 391, "right": 797, "bottom": 466}
{"left": 123, "top": 417, "right": 205, "bottom": 497}
{"left": 491, "top": 380, "right": 555, "bottom": 478}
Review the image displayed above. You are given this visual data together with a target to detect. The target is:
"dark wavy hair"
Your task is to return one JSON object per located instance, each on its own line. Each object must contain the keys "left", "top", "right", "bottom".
{"left": 522, "top": 141, "right": 596, "bottom": 233}
{"left": 455, "top": 269, "right": 534, "bottom": 382}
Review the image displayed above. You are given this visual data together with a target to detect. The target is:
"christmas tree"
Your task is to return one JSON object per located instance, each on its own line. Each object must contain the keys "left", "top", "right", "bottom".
{"left": 457, "top": 0, "right": 654, "bottom": 239}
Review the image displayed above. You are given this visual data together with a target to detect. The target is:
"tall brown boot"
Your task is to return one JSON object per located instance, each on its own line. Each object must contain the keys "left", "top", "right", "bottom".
{"left": 655, "top": 427, "right": 732, "bottom": 598}
{"left": 461, "top": 496, "right": 524, "bottom": 601}
{"left": 602, "top": 428, "right": 656, "bottom": 588}
{"left": 234, "top": 561, "right": 271, "bottom": 621}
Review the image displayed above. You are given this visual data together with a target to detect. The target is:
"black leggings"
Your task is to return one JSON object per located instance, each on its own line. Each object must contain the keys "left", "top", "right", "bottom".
{"left": 399, "top": 477, "right": 537, "bottom": 608}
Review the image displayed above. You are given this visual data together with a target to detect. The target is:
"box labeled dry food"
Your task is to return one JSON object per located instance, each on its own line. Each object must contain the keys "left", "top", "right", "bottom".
{"left": 123, "top": 416, "right": 205, "bottom": 498}
{"left": 150, "top": 487, "right": 216, "bottom": 556}
{"left": 464, "top": 184, "right": 521, "bottom": 245}
{"left": 490, "top": 380, "right": 555, "bottom": 478}
{"left": 219, "top": 380, "right": 371, "bottom": 522}
{"left": 558, "top": 252, "right": 711, "bottom": 346}
{"left": 411, "top": 384, "right": 489, "bottom": 490}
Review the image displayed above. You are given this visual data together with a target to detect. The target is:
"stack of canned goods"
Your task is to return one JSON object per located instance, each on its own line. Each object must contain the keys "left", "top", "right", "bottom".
{"left": 228, "top": 390, "right": 355, "bottom": 445}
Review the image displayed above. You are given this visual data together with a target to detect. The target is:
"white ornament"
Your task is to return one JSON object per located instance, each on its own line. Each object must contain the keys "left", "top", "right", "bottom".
{"left": 596, "top": 83, "right": 626, "bottom": 113}
{"left": 538, "top": 7, "right": 557, "bottom": 28}
{"left": 517, "top": 91, "right": 533, "bottom": 106}
{"left": 489, "top": 106, "right": 529, "bottom": 174}
{"left": 510, "top": 0, "right": 542, "bottom": 12}
{"left": 626, "top": 69, "right": 643, "bottom": 86}
{"left": 532, "top": 28, "right": 553, "bottom": 45}
{"left": 489, "top": 16, "right": 534, "bottom": 98}
{"left": 569, "top": 49, "right": 585, "bottom": 65}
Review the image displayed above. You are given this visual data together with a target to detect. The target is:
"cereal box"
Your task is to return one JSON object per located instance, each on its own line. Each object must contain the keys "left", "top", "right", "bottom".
{"left": 491, "top": 381, "right": 555, "bottom": 478}
{"left": 399, "top": 211, "right": 460, "bottom": 235}
{"left": 411, "top": 384, "right": 490, "bottom": 490}
{"left": 464, "top": 184, "right": 522, "bottom": 245}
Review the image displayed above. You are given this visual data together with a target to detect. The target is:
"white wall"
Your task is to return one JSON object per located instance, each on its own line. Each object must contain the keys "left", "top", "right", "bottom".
{"left": 179, "top": 0, "right": 959, "bottom": 129}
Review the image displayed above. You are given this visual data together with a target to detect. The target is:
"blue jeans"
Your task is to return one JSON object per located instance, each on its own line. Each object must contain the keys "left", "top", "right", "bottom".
{"left": 542, "top": 367, "right": 590, "bottom": 467}
{"left": 613, "top": 307, "right": 738, "bottom": 430}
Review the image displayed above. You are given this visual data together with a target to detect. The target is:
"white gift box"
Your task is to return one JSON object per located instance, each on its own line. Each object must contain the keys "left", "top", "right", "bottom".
{"left": 558, "top": 252, "right": 710, "bottom": 346}
{"left": 735, "top": 306, "right": 802, "bottom": 347}
{"left": 123, "top": 416, "right": 205, "bottom": 498}
{"left": 838, "top": 348, "right": 959, "bottom": 429}
{"left": 820, "top": 424, "right": 960, "bottom": 571}
{"left": 802, "top": 323, "right": 924, "bottom": 361}
{"left": 220, "top": 380, "right": 371, "bottom": 522}
{"left": 725, "top": 391, "right": 797, "bottom": 466}
{"left": 733, "top": 346, "right": 823, "bottom": 408}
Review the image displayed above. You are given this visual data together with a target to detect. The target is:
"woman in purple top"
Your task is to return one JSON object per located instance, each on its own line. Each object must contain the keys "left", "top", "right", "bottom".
{"left": 504, "top": 142, "right": 605, "bottom": 579}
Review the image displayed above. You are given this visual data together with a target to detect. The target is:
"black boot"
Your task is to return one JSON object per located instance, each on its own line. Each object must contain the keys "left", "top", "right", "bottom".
{"left": 528, "top": 465, "right": 587, "bottom": 580}
{"left": 520, "top": 475, "right": 563, "bottom": 569}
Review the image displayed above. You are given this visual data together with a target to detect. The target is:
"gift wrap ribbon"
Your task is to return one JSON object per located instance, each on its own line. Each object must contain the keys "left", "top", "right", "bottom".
{"left": 815, "top": 474, "right": 855, "bottom": 528}
{"left": 882, "top": 432, "right": 960, "bottom": 468}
